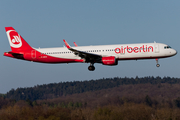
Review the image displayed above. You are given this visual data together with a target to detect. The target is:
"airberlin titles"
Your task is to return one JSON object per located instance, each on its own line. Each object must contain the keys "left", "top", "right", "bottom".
{"left": 115, "top": 45, "right": 153, "bottom": 54}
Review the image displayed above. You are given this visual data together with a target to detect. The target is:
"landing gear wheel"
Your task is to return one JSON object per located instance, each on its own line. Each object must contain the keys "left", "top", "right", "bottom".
{"left": 88, "top": 63, "right": 95, "bottom": 71}
{"left": 155, "top": 58, "right": 160, "bottom": 67}
{"left": 88, "top": 66, "right": 95, "bottom": 71}
{"left": 156, "top": 64, "right": 160, "bottom": 67}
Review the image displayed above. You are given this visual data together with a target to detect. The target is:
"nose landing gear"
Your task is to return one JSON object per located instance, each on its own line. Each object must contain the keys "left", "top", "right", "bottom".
{"left": 88, "top": 63, "right": 95, "bottom": 71}
{"left": 156, "top": 58, "right": 160, "bottom": 67}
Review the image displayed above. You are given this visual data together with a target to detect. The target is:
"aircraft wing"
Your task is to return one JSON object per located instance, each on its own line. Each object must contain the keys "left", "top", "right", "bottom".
{"left": 63, "top": 40, "right": 101, "bottom": 61}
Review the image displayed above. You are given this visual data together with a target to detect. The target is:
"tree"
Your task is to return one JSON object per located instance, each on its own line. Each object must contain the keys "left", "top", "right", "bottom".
{"left": 174, "top": 97, "right": 180, "bottom": 108}
{"left": 145, "top": 95, "right": 152, "bottom": 107}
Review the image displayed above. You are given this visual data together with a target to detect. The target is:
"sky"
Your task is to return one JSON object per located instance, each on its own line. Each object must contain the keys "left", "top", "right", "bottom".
{"left": 0, "top": 0, "right": 179, "bottom": 93}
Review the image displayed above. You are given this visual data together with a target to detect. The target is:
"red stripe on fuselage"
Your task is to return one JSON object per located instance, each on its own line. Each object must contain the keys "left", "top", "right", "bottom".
{"left": 23, "top": 50, "right": 84, "bottom": 63}
{"left": 4, "top": 49, "right": 84, "bottom": 63}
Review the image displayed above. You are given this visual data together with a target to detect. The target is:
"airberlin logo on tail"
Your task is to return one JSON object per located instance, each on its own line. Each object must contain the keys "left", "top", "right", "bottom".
{"left": 12, "top": 35, "right": 21, "bottom": 44}
{"left": 7, "top": 30, "right": 22, "bottom": 48}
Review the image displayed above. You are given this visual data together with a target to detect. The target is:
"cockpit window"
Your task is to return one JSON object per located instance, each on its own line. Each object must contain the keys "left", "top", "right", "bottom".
{"left": 164, "top": 46, "right": 171, "bottom": 49}
{"left": 167, "top": 46, "right": 171, "bottom": 48}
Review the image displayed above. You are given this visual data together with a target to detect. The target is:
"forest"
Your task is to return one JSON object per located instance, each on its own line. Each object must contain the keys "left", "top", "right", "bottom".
{"left": 1, "top": 76, "right": 180, "bottom": 120}
{"left": 5, "top": 76, "right": 180, "bottom": 101}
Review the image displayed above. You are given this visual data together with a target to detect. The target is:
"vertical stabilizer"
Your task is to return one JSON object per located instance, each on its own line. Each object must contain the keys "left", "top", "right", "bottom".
{"left": 5, "top": 27, "right": 33, "bottom": 52}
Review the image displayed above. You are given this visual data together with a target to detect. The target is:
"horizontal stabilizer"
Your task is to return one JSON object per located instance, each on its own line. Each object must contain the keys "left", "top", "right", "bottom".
{"left": 4, "top": 51, "right": 24, "bottom": 59}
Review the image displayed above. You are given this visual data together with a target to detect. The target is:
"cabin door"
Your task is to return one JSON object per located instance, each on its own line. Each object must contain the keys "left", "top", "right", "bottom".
{"left": 154, "top": 44, "right": 159, "bottom": 53}
{"left": 31, "top": 50, "right": 36, "bottom": 59}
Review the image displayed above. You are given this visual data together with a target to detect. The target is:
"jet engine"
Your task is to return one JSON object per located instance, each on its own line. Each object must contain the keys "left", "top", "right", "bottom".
{"left": 102, "top": 56, "right": 118, "bottom": 65}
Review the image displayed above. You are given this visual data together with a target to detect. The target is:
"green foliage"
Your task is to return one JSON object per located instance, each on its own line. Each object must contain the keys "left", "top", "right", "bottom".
{"left": 32, "top": 100, "right": 37, "bottom": 106}
{"left": 67, "top": 102, "right": 73, "bottom": 108}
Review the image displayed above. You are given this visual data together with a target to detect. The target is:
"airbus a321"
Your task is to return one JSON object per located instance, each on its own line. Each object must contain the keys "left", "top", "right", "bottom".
{"left": 4, "top": 27, "right": 177, "bottom": 71}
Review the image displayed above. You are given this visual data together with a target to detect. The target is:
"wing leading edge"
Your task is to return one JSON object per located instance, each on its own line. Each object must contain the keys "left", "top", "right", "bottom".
{"left": 63, "top": 39, "right": 101, "bottom": 62}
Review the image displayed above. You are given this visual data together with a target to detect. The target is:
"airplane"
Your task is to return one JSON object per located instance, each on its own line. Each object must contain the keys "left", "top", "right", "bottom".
{"left": 4, "top": 27, "right": 177, "bottom": 71}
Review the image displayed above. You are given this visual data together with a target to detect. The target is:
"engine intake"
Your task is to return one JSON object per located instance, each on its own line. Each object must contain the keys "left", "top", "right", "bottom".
{"left": 102, "top": 56, "right": 118, "bottom": 66}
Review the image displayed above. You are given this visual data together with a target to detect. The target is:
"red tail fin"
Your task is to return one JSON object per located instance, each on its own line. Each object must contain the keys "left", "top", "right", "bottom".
{"left": 5, "top": 27, "right": 33, "bottom": 52}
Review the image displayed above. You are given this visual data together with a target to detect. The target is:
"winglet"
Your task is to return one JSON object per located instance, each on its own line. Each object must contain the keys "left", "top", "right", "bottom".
{"left": 63, "top": 39, "right": 71, "bottom": 49}
{"left": 74, "top": 42, "right": 78, "bottom": 47}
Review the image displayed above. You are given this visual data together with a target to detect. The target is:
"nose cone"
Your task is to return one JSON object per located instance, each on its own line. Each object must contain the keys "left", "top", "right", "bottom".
{"left": 172, "top": 49, "right": 177, "bottom": 56}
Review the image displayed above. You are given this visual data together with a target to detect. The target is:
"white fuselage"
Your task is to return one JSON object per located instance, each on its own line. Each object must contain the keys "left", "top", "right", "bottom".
{"left": 35, "top": 43, "right": 177, "bottom": 61}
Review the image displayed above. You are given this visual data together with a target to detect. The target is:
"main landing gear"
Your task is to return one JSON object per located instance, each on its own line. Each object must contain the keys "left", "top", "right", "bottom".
{"left": 88, "top": 63, "right": 95, "bottom": 71}
{"left": 156, "top": 58, "right": 160, "bottom": 67}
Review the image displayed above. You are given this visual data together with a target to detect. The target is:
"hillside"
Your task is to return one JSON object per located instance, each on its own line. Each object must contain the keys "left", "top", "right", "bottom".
{"left": 6, "top": 76, "right": 180, "bottom": 101}
{"left": 37, "top": 83, "right": 180, "bottom": 108}
{"left": 1, "top": 77, "right": 180, "bottom": 119}
{"left": 1, "top": 80, "right": 180, "bottom": 120}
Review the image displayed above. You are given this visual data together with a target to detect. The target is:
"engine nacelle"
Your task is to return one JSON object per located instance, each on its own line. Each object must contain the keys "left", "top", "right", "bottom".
{"left": 102, "top": 56, "right": 118, "bottom": 66}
